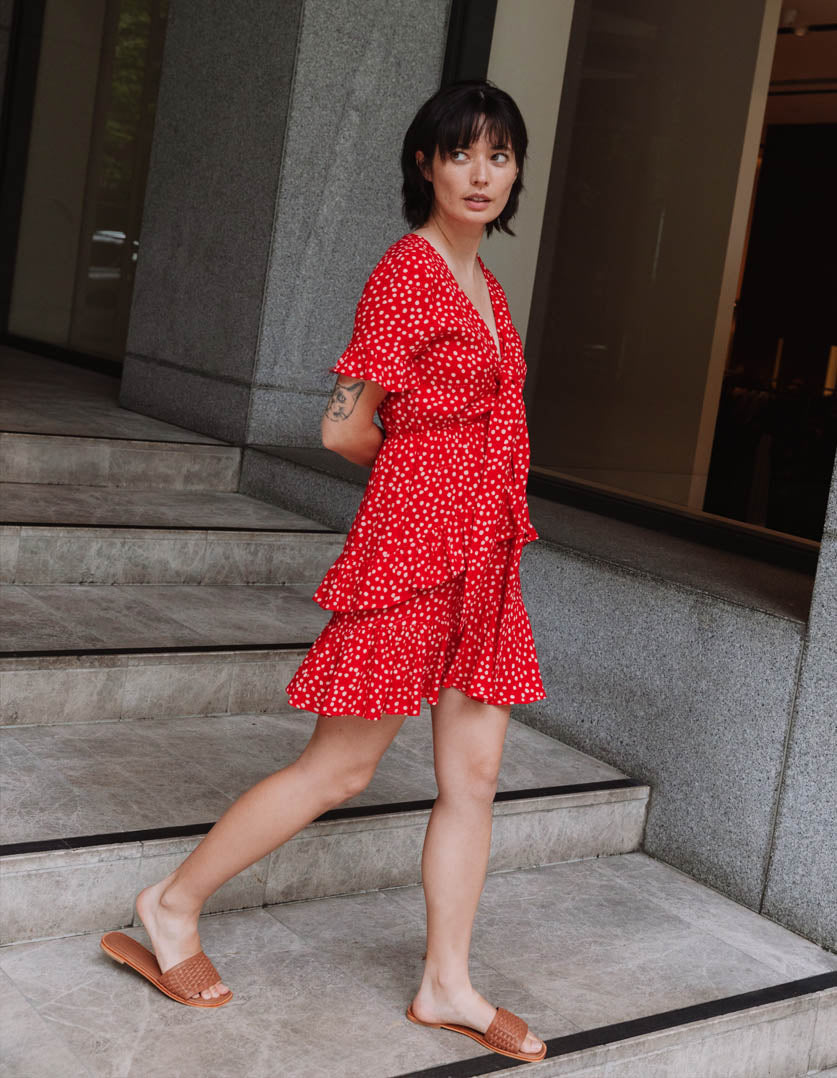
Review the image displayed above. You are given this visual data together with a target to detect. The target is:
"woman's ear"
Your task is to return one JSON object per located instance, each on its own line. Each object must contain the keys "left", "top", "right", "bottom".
{"left": 416, "top": 150, "right": 430, "bottom": 182}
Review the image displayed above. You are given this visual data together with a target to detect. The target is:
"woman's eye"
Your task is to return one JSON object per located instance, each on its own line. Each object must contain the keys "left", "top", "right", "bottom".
{"left": 449, "top": 148, "right": 511, "bottom": 163}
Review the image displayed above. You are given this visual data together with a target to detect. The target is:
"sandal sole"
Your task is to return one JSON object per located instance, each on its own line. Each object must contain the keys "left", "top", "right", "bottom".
{"left": 406, "top": 1004, "right": 547, "bottom": 1062}
{"left": 100, "top": 931, "right": 233, "bottom": 1008}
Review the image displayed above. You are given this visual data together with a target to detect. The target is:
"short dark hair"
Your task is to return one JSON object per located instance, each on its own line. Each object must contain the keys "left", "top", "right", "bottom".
{"left": 400, "top": 79, "right": 528, "bottom": 239}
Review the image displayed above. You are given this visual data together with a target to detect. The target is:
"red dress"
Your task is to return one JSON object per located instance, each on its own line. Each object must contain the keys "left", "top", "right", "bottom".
{"left": 285, "top": 231, "right": 546, "bottom": 720}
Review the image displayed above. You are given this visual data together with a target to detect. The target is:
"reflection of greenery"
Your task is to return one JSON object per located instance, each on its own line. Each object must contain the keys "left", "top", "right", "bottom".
{"left": 102, "top": 0, "right": 169, "bottom": 194}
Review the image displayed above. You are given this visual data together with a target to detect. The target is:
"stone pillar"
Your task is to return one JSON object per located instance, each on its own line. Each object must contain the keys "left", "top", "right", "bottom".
{"left": 120, "top": 0, "right": 449, "bottom": 445}
{"left": 763, "top": 449, "right": 837, "bottom": 951}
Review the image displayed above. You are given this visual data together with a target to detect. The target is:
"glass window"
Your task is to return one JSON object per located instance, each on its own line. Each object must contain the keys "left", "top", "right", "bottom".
{"left": 5, "top": 0, "right": 168, "bottom": 362}
{"left": 478, "top": 0, "right": 836, "bottom": 543}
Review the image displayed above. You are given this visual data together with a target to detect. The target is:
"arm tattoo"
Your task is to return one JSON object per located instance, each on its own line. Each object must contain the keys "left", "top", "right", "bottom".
{"left": 324, "top": 379, "right": 365, "bottom": 422}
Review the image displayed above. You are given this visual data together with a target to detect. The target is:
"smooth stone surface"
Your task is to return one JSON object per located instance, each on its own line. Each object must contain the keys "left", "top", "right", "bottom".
{"left": 0, "top": 481, "right": 333, "bottom": 529}
{"left": 0, "top": 582, "right": 327, "bottom": 652}
{"left": 0, "top": 969, "right": 88, "bottom": 1077}
{"left": 0, "top": 348, "right": 227, "bottom": 443}
{"left": 0, "top": 710, "right": 630, "bottom": 845}
{"left": 809, "top": 988, "right": 837, "bottom": 1072}
{"left": 3, "top": 856, "right": 835, "bottom": 1076}
{"left": 594, "top": 852, "right": 837, "bottom": 983}
{"left": 0, "top": 649, "right": 307, "bottom": 724}
{"left": 3, "top": 524, "right": 343, "bottom": 585}
{"left": 0, "top": 432, "right": 241, "bottom": 489}
{"left": 518, "top": 996, "right": 822, "bottom": 1078}
{"left": 240, "top": 445, "right": 370, "bottom": 537}
{"left": 394, "top": 858, "right": 832, "bottom": 1032}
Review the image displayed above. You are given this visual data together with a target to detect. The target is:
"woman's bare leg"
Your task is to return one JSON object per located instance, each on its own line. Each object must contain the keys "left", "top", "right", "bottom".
{"left": 408, "top": 687, "right": 544, "bottom": 1055}
{"left": 134, "top": 711, "right": 406, "bottom": 1000}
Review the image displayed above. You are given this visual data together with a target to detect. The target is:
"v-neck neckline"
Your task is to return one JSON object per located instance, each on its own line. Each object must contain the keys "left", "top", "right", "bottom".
{"left": 408, "top": 232, "right": 502, "bottom": 361}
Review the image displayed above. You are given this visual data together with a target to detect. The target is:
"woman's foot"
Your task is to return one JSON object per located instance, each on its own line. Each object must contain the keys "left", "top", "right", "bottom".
{"left": 410, "top": 981, "right": 545, "bottom": 1056}
{"left": 135, "top": 872, "right": 230, "bottom": 1001}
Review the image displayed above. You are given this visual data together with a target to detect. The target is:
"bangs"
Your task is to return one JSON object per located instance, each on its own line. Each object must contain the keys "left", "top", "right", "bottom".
{"left": 436, "top": 105, "right": 514, "bottom": 160}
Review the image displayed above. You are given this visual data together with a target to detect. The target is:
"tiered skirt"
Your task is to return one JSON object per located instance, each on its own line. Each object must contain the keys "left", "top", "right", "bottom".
{"left": 284, "top": 537, "right": 546, "bottom": 721}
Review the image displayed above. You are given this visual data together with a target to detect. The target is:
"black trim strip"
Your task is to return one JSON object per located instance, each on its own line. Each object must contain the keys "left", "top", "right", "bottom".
{"left": 392, "top": 971, "right": 837, "bottom": 1077}
{"left": 441, "top": 0, "right": 498, "bottom": 85}
{"left": 0, "top": 4, "right": 46, "bottom": 335}
{"left": 0, "top": 428, "right": 235, "bottom": 447}
{"left": 0, "top": 779, "right": 645, "bottom": 856}
{"left": 777, "top": 22, "right": 837, "bottom": 32}
{"left": 770, "top": 77, "right": 837, "bottom": 85}
{"left": 0, "top": 641, "right": 314, "bottom": 659}
{"left": 768, "top": 88, "right": 837, "bottom": 96}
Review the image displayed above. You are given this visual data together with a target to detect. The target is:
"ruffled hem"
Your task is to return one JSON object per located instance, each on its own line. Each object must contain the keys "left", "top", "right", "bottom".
{"left": 311, "top": 497, "right": 535, "bottom": 613}
{"left": 312, "top": 504, "right": 471, "bottom": 612}
{"left": 285, "top": 584, "right": 461, "bottom": 719}
{"left": 286, "top": 677, "right": 547, "bottom": 722}
{"left": 286, "top": 540, "right": 546, "bottom": 721}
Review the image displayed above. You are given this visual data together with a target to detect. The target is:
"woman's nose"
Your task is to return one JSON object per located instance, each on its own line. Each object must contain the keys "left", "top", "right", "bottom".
{"left": 471, "top": 159, "right": 488, "bottom": 182}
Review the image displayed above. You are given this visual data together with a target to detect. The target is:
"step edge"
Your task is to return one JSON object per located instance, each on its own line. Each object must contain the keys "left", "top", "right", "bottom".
{"left": 0, "top": 779, "right": 648, "bottom": 859}
{"left": 0, "top": 430, "right": 238, "bottom": 450}
{"left": 392, "top": 974, "right": 837, "bottom": 1078}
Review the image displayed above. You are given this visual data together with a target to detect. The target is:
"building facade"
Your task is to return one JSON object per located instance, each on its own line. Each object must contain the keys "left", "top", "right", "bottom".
{"left": 2, "top": 0, "right": 835, "bottom": 953}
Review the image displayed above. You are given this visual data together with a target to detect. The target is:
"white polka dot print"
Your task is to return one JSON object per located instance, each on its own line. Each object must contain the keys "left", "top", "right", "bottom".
{"left": 285, "top": 231, "right": 546, "bottom": 720}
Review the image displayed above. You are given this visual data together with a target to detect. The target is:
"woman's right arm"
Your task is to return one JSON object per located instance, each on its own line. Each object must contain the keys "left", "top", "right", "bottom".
{"left": 321, "top": 374, "right": 388, "bottom": 468}
{"left": 322, "top": 240, "right": 435, "bottom": 466}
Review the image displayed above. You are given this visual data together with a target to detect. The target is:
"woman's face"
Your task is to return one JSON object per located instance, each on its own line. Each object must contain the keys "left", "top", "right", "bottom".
{"left": 416, "top": 122, "right": 518, "bottom": 232}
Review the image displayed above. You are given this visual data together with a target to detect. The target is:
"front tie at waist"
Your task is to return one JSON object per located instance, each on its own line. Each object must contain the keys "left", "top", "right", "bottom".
{"left": 383, "top": 377, "right": 538, "bottom": 608}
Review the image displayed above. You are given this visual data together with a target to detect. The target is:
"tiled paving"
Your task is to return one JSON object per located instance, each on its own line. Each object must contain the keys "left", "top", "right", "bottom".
{"left": 1, "top": 854, "right": 835, "bottom": 1077}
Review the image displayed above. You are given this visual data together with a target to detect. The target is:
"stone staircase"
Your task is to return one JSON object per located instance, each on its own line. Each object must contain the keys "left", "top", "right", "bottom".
{"left": 1, "top": 349, "right": 835, "bottom": 1078}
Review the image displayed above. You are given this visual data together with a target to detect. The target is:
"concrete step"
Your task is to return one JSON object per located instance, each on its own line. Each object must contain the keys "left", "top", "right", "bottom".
{"left": 0, "top": 709, "right": 648, "bottom": 943}
{"left": 0, "top": 431, "right": 242, "bottom": 490}
{"left": 0, "top": 646, "right": 310, "bottom": 725}
{"left": 1, "top": 853, "right": 834, "bottom": 1077}
{"left": 0, "top": 480, "right": 338, "bottom": 530}
{"left": 1, "top": 522, "right": 343, "bottom": 585}
{"left": 0, "top": 583, "right": 329, "bottom": 655}
{"left": 0, "top": 347, "right": 230, "bottom": 445}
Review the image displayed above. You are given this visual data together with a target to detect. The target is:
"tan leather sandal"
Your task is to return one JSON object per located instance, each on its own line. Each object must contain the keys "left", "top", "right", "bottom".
{"left": 406, "top": 1003, "right": 547, "bottom": 1062}
{"left": 100, "top": 930, "right": 233, "bottom": 1008}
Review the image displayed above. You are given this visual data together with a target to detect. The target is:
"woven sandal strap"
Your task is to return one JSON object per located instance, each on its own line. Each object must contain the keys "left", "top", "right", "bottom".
{"left": 484, "top": 1006, "right": 529, "bottom": 1054}
{"left": 159, "top": 950, "right": 223, "bottom": 998}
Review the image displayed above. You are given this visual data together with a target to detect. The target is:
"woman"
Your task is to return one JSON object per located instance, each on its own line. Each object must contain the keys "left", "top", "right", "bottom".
{"left": 101, "top": 79, "right": 547, "bottom": 1065}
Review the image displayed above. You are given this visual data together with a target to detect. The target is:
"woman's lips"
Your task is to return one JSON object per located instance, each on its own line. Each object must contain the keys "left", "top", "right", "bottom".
{"left": 465, "top": 197, "right": 491, "bottom": 209}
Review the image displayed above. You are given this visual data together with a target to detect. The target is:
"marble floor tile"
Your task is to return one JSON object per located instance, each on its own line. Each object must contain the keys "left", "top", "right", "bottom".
{"left": 0, "top": 348, "right": 228, "bottom": 444}
{"left": 0, "top": 968, "right": 88, "bottom": 1077}
{"left": 1, "top": 582, "right": 328, "bottom": 651}
{"left": 1, "top": 860, "right": 832, "bottom": 1078}
{"left": 0, "top": 482, "right": 330, "bottom": 530}
{"left": 385, "top": 858, "right": 836, "bottom": 1031}
{"left": 810, "top": 989, "right": 837, "bottom": 1072}
{"left": 0, "top": 710, "right": 621, "bottom": 844}
{"left": 0, "top": 586, "right": 103, "bottom": 651}
{"left": 595, "top": 851, "right": 837, "bottom": 980}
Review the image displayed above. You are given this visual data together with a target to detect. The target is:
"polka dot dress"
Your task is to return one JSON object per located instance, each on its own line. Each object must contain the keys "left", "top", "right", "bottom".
{"left": 285, "top": 231, "right": 547, "bottom": 720}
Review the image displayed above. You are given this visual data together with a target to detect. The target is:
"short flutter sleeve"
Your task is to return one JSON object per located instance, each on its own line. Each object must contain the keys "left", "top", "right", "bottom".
{"left": 329, "top": 241, "right": 437, "bottom": 393}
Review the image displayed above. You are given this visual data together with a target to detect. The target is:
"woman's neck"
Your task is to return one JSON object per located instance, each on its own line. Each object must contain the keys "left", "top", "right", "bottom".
{"left": 413, "top": 214, "right": 484, "bottom": 281}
